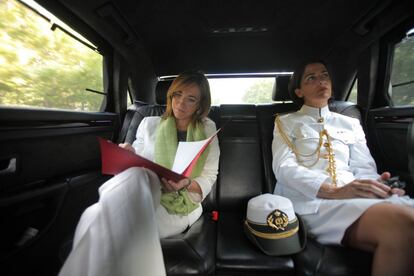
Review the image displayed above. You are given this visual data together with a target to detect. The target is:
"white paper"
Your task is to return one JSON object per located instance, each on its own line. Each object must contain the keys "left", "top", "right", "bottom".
{"left": 172, "top": 138, "right": 209, "bottom": 174}
{"left": 171, "top": 128, "right": 220, "bottom": 174}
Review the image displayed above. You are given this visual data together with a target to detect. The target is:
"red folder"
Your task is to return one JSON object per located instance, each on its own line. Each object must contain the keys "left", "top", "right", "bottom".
{"left": 98, "top": 128, "right": 219, "bottom": 182}
{"left": 98, "top": 137, "right": 185, "bottom": 182}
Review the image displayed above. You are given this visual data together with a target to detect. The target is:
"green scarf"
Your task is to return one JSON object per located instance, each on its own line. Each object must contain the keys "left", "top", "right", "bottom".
{"left": 155, "top": 116, "right": 210, "bottom": 215}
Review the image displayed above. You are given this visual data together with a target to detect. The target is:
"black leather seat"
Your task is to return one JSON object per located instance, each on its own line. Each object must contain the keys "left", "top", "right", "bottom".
{"left": 215, "top": 104, "right": 295, "bottom": 276}
{"left": 258, "top": 75, "right": 373, "bottom": 276}
{"left": 117, "top": 80, "right": 170, "bottom": 144}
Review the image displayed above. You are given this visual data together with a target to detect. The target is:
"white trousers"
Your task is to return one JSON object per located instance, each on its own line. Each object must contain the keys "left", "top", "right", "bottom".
{"left": 59, "top": 167, "right": 166, "bottom": 276}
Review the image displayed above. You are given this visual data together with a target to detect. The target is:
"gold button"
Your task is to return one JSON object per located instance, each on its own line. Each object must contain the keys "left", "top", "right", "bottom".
{"left": 317, "top": 118, "right": 324, "bottom": 123}
{"left": 324, "top": 142, "right": 330, "bottom": 147}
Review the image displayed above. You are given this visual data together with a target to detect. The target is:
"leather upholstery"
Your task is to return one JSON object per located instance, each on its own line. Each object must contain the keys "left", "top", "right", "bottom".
{"left": 294, "top": 239, "right": 372, "bottom": 276}
{"left": 161, "top": 213, "right": 216, "bottom": 276}
{"left": 329, "top": 100, "right": 362, "bottom": 121}
{"left": 217, "top": 104, "right": 263, "bottom": 212}
{"left": 123, "top": 104, "right": 166, "bottom": 144}
{"left": 272, "top": 75, "right": 292, "bottom": 102}
{"left": 216, "top": 212, "right": 294, "bottom": 276}
{"left": 215, "top": 104, "right": 296, "bottom": 275}
{"left": 155, "top": 80, "right": 173, "bottom": 105}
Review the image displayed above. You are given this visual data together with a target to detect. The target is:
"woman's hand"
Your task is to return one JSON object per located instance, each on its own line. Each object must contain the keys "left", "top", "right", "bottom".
{"left": 336, "top": 179, "right": 391, "bottom": 199}
{"left": 160, "top": 177, "right": 192, "bottom": 192}
{"left": 318, "top": 175, "right": 392, "bottom": 199}
{"left": 119, "top": 142, "right": 135, "bottom": 153}
{"left": 379, "top": 171, "right": 406, "bottom": 196}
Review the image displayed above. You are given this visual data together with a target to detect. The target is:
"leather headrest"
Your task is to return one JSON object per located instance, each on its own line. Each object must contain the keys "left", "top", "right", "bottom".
{"left": 155, "top": 80, "right": 173, "bottom": 105}
{"left": 272, "top": 75, "right": 291, "bottom": 102}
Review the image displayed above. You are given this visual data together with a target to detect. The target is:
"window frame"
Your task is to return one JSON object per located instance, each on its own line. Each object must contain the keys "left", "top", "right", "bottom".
{"left": 377, "top": 19, "right": 414, "bottom": 108}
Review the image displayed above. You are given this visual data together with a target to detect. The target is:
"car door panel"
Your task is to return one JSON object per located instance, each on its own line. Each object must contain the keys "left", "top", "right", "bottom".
{"left": 0, "top": 107, "right": 118, "bottom": 275}
{"left": 367, "top": 106, "right": 414, "bottom": 196}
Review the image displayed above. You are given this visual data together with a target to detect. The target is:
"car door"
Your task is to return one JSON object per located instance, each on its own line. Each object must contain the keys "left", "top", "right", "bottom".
{"left": 365, "top": 25, "right": 414, "bottom": 196}
{"left": 0, "top": 1, "right": 120, "bottom": 275}
{"left": 0, "top": 108, "right": 117, "bottom": 276}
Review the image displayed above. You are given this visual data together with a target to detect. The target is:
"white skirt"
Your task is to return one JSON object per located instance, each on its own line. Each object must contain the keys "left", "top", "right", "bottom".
{"left": 301, "top": 195, "right": 414, "bottom": 245}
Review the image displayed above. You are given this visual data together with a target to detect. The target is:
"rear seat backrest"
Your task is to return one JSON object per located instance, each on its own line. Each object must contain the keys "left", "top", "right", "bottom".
{"left": 328, "top": 100, "right": 362, "bottom": 121}
{"left": 155, "top": 80, "right": 171, "bottom": 105}
{"left": 117, "top": 80, "right": 172, "bottom": 144}
{"left": 122, "top": 105, "right": 166, "bottom": 144}
{"left": 257, "top": 75, "right": 297, "bottom": 192}
{"left": 218, "top": 104, "right": 264, "bottom": 212}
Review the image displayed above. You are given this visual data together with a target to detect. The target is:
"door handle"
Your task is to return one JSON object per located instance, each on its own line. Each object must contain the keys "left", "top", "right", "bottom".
{"left": 0, "top": 156, "right": 17, "bottom": 175}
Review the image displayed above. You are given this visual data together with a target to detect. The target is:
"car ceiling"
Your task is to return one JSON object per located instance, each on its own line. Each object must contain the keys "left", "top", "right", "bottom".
{"left": 39, "top": 0, "right": 410, "bottom": 76}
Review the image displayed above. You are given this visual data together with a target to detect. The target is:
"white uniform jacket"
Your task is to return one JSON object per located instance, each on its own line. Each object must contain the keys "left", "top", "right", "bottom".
{"left": 272, "top": 105, "right": 379, "bottom": 215}
{"left": 132, "top": 116, "right": 220, "bottom": 202}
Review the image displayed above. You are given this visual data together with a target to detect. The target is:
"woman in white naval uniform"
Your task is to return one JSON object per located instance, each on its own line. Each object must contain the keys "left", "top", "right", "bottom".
{"left": 59, "top": 71, "right": 220, "bottom": 276}
{"left": 272, "top": 60, "right": 414, "bottom": 276}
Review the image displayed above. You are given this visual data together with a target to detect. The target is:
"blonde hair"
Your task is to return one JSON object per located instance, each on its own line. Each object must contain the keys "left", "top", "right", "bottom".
{"left": 163, "top": 71, "right": 211, "bottom": 123}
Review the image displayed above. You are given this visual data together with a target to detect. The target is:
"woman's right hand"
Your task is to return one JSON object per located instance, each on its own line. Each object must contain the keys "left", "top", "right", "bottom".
{"left": 119, "top": 142, "right": 135, "bottom": 153}
{"left": 318, "top": 179, "right": 391, "bottom": 199}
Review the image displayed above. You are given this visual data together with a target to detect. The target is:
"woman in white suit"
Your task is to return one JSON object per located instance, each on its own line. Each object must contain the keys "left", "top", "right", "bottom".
{"left": 60, "top": 71, "right": 220, "bottom": 276}
{"left": 272, "top": 59, "right": 414, "bottom": 276}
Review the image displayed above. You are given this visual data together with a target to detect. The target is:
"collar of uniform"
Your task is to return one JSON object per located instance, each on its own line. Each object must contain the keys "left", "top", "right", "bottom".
{"left": 299, "top": 105, "right": 331, "bottom": 121}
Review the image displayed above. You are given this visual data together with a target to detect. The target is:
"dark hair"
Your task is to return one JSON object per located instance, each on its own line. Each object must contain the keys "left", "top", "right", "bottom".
{"left": 164, "top": 70, "right": 211, "bottom": 123}
{"left": 288, "top": 59, "right": 330, "bottom": 107}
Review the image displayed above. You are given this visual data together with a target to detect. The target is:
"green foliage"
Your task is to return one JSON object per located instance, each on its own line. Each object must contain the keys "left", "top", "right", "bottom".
{"left": 242, "top": 79, "right": 274, "bottom": 103}
{"left": 390, "top": 36, "right": 414, "bottom": 106}
{"left": 0, "top": 0, "right": 104, "bottom": 111}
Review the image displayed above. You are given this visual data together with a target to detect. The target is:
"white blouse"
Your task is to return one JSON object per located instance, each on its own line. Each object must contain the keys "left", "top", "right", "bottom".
{"left": 132, "top": 116, "right": 220, "bottom": 201}
{"left": 272, "top": 105, "right": 379, "bottom": 215}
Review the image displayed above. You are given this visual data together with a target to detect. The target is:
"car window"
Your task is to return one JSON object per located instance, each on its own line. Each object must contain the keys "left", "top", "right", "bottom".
{"left": 160, "top": 75, "right": 281, "bottom": 105}
{"left": 347, "top": 78, "right": 358, "bottom": 103}
{"left": 209, "top": 77, "right": 275, "bottom": 104}
{"left": 0, "top": 0, "right": 104, "bottom": 111}
{"left": 389, "top": 27, "right": 414, "bottom": 106}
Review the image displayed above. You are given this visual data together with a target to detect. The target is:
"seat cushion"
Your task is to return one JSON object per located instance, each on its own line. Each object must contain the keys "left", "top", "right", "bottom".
{"left": 161, "top": 212, "right": 216, "bottom": 276}
{"left": 294, "top": 238, "right": 372, "bottom": 276}
{"left": 216, "top": 212, "right": 294, "bottom": 276}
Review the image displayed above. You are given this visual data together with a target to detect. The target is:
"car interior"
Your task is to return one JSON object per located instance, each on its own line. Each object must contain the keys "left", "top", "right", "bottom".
{"left": 1, "top": 0, "right": 414, "bottom": 275}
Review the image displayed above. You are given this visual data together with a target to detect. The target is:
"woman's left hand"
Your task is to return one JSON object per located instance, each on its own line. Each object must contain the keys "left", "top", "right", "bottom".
{"left": 160, "top": 177, "right": 191, "bottom": 192}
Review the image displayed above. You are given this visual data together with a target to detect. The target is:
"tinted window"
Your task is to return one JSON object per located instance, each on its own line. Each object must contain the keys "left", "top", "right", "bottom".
{"left": 0, "top": 0, "right": 104, "bottom": 111}
{"left": 389, "top": 28, "right": 414, "bottom": 106}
